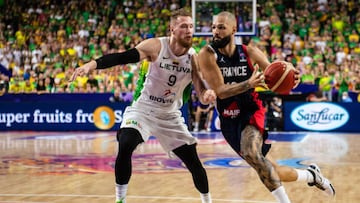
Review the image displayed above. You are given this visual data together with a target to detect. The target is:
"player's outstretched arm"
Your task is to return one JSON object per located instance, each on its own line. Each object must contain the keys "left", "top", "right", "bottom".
{"left": 69, "top": 38, "right": 161, "bottom": 82}
{"left": 69, "top": 60, "right": 97, "bottom": 82}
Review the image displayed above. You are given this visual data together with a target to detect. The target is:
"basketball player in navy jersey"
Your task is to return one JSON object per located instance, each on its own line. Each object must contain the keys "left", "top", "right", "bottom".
{"left": 198, "top": 11, "right": 335, "bottom": 203}
{"left": 70, "top": 8, "right": 215, "bottom": 203}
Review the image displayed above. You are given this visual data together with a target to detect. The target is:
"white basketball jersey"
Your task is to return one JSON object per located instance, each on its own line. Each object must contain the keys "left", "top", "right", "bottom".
{"left": 132, "top": 37, "right": 195, "bottom": 113}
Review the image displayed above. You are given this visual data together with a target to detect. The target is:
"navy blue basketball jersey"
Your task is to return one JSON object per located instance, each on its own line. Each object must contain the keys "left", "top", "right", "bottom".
{"left": 212, "top": 44, "right": 253, "bottom": 84}
{"left": 209, "top": 44, "right": 268, "bottom": 154}
{"left": 209, "top": 44, "right": 262, "bottom": 121}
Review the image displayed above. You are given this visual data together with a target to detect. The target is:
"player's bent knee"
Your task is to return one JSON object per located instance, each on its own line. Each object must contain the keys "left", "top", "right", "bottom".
{"left": 116, "top": 128, "right": 144, "bottom": 147}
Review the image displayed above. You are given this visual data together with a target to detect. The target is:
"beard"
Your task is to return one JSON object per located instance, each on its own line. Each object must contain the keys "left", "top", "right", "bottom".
{"left": 178, "top": 37, "right": 192, "bottom": 48}
{"left": 211, "top": 35, "right": 231, "bottom": 48}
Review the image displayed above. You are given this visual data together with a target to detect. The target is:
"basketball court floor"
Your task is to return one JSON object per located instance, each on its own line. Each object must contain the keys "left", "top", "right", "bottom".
{"left": 0, "top": 130, "right": 358, "bottom": 203}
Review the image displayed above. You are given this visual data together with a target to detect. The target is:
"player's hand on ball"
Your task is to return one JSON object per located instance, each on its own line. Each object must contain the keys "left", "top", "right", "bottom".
{"left": 247, "top": 64, "right": 265, "bottom": 89}
{"left": 264, "top": 61, "right": 296, "bottom": 94}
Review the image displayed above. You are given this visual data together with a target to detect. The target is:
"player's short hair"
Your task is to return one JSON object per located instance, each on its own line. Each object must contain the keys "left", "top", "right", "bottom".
{"left": 170, "top": 8, "right": 192, "bottom": 23}
{"left": 218, "top": 11, "right": 236, "bottom": 22}
{"left": 216, "top": 11, "right": 237, "bottom": 28}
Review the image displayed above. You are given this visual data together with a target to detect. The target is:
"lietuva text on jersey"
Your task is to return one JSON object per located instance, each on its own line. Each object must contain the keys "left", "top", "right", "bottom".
{"left": 159, "top": 62, "right": 191, "bottom": 73}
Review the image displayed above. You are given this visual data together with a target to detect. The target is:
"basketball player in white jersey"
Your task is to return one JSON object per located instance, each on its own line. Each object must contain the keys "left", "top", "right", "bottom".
{"left": 69, "top": 8, "right": 215, "bottom": 203}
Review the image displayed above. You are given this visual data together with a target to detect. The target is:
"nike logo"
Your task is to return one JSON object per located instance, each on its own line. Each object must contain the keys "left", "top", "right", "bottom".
{"left": 163, "top": 56, "right": 170, "bottom": 59}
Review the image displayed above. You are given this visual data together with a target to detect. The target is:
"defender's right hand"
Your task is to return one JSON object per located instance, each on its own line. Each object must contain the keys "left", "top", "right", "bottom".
{"left": 68, "top": 61, "right": 95, "bottom": 82}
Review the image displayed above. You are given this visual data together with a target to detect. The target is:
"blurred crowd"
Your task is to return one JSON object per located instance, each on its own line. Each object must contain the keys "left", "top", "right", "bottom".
{"left": 0, "top": 0, "right": 359, "bottom": 102}
{"left": 254, "top": 0, "right": 360, "bottom": 102}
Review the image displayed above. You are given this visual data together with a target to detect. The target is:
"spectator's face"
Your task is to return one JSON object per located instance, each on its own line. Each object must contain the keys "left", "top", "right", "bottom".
{"left": 170, "top": 16, "right": 194, "bottom": 48}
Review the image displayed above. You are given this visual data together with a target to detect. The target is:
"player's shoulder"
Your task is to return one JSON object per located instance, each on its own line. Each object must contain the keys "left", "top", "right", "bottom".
{"left": 199, "top": 44, "right": 215, "bottom": 55}
{"left": 136, "top": 37, "right": 162, "bottom": 59}
{"left": 242, "top": 43, "right": 255, "bottom": 53}
{"left": 138, "top": 37, "right": 161, "bottom": 49}
{"left": 188, "top": 47, "right": 196, "bottom": 55}
{"left": 146, "top": 37, "right": 162, "bottom": 45}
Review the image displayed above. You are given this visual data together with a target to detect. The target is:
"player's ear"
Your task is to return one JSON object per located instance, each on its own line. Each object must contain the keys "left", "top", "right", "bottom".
{"left": 232, "top": 25, "right": 237, "bottom": 34}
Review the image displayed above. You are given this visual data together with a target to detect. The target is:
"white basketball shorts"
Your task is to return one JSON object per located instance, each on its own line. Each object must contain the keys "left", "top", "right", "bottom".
{"left": 120, "top": 106, "right": 197, "bottom": 152}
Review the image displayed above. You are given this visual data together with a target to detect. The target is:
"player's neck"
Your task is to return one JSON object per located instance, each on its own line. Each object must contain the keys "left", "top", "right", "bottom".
{"left": 218, "top": 44, "right": 236, "bottom": 57}
{"left": 169, "top": 37, "right": 189, "bottom": 56}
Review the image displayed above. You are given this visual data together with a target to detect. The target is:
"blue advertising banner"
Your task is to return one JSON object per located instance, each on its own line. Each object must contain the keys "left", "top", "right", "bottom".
{"left": 0, "top": 102, "right": 130, "bottom": 131}
{"left": 283, "top": 102, "right": 360, "bottom": 132}
{"left": 0, "top": 101, "right": 190, "bottom": 131}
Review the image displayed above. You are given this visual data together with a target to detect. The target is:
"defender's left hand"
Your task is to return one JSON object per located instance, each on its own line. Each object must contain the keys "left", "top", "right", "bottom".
{"left": 202, "top": 89, "right": 216, "bottom": 104}
{"left": 293, "top": 68, "right": 300, "bottom": 89}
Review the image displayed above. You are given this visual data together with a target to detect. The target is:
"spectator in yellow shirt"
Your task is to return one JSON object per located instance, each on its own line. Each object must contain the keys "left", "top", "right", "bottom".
{"left": 319, "top": 71, "right": 334, "bottom": 101}
{"left": 9, "top": 77, "right": 22, "bottom": 93}
{"left": 23, "top": 79, "right": 36, "bottom": 93}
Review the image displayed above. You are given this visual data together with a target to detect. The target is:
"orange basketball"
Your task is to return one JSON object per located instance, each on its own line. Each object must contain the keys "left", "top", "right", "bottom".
{"left": 264, "top": 61, "right": 295, "bottom": 95}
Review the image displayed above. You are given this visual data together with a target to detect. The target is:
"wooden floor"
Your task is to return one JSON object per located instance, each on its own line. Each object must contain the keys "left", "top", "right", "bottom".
{"left": 0, "top": 130, "right": 358, "bottom": 203}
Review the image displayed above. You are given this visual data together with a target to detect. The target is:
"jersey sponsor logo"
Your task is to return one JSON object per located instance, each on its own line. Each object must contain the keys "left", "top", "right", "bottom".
{"left": 220, "top": 66, "right": 247, "bottom": 77}
{"left": 125, "top": 119, "right": 142, "bottom": 129}
{"left": 163, "top": 89, "right": 176, "bottom": 97}
{"left": 159, "top": 62, "right": 190, "bottom": 73}
{"left": 222, "top": 101, "right": 240, "bottom": 118}
{"left": 149, "top": 94, "right": 174, "bottom": 104}
{"left": 149, "top": 90, "right": 175, "bottom": 104}
{"left": 290, "top": 102, "right": 349, "bottom": 131}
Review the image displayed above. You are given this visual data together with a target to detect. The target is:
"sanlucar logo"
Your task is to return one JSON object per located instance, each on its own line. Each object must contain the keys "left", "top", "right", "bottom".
{"left": 290, "top": 102, "right": 349, "bottom": 131}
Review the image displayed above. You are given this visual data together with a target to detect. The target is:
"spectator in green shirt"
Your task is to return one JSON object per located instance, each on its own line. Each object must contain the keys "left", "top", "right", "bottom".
{"left": 300, "top": 66, "right": 315, "bottom": 84}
